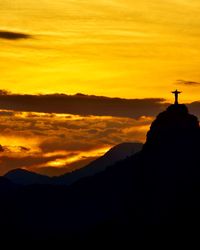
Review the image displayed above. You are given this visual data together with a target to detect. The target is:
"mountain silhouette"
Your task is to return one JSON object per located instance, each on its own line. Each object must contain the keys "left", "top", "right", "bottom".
{"left": 139, "top": 104, "right": 200, "bottom": 224}
{"left": 0, "top": 103, "right": 200, "bottom": 242}
{"left": 4, "top": 142, "right": 143, "bottom": 186}
{"left": 144, "top": 104, "right": 199, "bottom": 150}
{"left": 53, "top": 142, "right": 143, "bottom": 185}
{"left": 5, "top": 168, "right": 51, "bottom": 185}
{"left": 0, "top": 176, "right": 18, "bottom": 190}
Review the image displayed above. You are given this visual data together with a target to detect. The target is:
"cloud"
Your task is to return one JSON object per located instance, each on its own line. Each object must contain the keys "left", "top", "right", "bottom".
{"left": 0, "top": 30, "right": 31, "bottom": 40}
{"left": 0, "top": 108, "right": 152, "bottom": 176}
{"left": 0, "top": 91, "right": 167, "bottom": 118}
{"left": 0, "top": 154, "right": 68, "bottom": 175}
{"left": 0, "top": 110, "right": 15, "bottom": 116}
{"left": 176, "top": 79, "right": 200, "bottom": 86}
{"left": 39, "top": 138, "right": 99, "bottom": 153}
{"left": 35, "top": 157, "right": 97, "bottom": 176}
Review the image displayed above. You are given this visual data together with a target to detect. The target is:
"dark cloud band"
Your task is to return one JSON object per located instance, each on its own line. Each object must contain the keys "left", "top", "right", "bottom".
{"left": 0, "top": 30, "right": 31, "bottom": 40}
{"left": 0, "top": 91, "right": 167, "bottom": 118}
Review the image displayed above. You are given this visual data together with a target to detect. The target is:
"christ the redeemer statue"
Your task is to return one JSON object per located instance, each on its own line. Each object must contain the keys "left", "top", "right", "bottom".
{"left": 172, "top": 90, "right": 181, "bottom": 105}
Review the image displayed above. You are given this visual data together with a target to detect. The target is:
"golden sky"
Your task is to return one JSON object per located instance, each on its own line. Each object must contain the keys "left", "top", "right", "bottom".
{"left": 1, "top": 0, "right": 200, "bottom": 102}
{"left": 0, "top": 0, "right": 200, "bottom": 175}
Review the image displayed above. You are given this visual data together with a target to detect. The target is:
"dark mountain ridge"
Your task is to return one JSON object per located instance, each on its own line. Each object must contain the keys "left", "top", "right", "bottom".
{"left": 1, "top": 104, "right": 200, "bottom": 241}
{"left": 5, "top": 168, "right": 51, "bottom": 185}
{"left": 5, "top": 142, "right": 143, "bottom": 186}
{"left": 53, "top": 142, "right": 142, "bottom": 185}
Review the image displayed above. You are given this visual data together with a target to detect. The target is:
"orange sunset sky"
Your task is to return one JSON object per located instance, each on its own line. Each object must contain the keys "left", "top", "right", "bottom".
{"left": 0, "top": 0, "right": 200, "bottom": 175}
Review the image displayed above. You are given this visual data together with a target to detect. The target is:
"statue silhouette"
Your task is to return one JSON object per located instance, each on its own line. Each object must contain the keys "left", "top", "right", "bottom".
{"left": 172, "top": 89, "right": 181, "bottom": 105}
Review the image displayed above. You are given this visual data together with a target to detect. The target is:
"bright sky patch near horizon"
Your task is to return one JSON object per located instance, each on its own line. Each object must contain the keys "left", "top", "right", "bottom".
{"left": 1, "top": 0, "right": 200, "bottom": 102}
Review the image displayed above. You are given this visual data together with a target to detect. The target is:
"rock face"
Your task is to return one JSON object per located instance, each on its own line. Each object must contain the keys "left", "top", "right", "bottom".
{"left": 140, "top": 104, "right": 200, "bottom": 224}
{"left": 141, "top": 104, "right": 200, "bottom": 179}
{"left": 144, "top": 104, "right": 199, "bottom": 150}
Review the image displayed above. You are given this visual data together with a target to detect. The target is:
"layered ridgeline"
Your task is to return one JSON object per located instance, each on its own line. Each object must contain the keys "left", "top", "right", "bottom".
{"left": 5, "top": 142, "right": 143, "bottom": 185}
{"left": 1, "top": 104, "right": 200, "bottom": 241}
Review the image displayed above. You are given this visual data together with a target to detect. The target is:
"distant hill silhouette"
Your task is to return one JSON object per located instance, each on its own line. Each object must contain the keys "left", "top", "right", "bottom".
{"left": 5, "top": 168, "right": 51, "bottom": 185}
{"left": 5, "top": 142, "right": 143, "bottom": 186}
{"left": 53, "top": 142, "right": 143, "bottom": 185}
{"left": 0, "top": 104, "right": 200, "bottom": 242}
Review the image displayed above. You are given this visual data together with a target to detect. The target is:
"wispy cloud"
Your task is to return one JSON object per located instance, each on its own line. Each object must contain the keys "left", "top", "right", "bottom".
{"left": 0, "top": 30, "right": 31, "bottom": 40}
{"left": 176, "top": 79, "right": 200, "bottom": 86}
